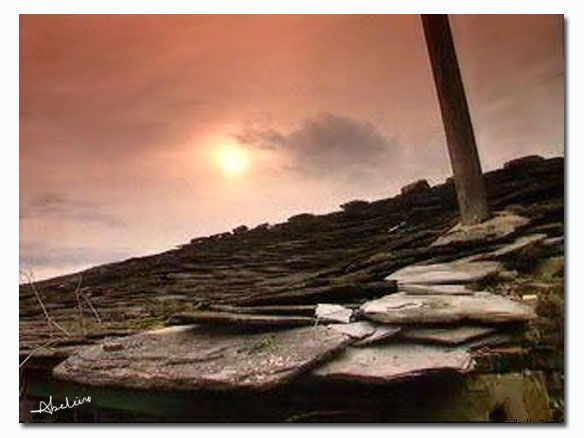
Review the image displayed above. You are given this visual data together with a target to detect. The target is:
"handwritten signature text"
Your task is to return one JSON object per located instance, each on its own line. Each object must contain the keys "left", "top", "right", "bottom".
{"left": 30, "top": 395, "right": 92, "bottom": 415}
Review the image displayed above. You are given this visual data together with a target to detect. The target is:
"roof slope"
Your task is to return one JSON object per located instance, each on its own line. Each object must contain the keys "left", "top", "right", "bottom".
{"left": 20, "top": 156, "right": 564, "bottom": 364}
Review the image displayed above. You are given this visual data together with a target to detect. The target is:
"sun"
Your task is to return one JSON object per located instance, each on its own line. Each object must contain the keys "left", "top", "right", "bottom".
{"left": 216, "top": 144, "right": 249, "bottom": 177}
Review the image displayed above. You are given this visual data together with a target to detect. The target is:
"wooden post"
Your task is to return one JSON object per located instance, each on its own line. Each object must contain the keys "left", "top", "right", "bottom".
{"left": 421, "top": 14, "right": 489, "bottom": 225}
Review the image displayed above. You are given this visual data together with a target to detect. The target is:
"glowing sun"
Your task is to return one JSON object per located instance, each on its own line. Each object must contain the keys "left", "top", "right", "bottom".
{"left": 216, "top": 144, "right": 249, "bottom": 177}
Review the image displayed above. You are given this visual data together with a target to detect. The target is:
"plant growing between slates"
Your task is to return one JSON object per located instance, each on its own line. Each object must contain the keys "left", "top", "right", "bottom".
{"left": 20, "top": 268, "right": 71, "bottom": 337}
{"left": 19, "top": 268, "right": 103, "bottom": 368}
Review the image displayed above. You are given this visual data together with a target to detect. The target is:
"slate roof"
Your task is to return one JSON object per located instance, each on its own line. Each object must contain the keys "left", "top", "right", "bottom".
{"left": 20, "top": 156, "right": 564, "bottom": 401}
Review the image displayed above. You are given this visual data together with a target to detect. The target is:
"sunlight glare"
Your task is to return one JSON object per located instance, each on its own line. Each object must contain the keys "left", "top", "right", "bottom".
{"left": 216, "top": 144, "right": 249, "bottom": 177}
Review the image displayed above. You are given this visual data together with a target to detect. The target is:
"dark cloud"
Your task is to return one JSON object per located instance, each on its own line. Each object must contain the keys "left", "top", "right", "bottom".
{"left": 237, "top": 113, "right": 398, "bottom": 180}
{"left": 20, "top": 193, "right": 123, "bottom": 228}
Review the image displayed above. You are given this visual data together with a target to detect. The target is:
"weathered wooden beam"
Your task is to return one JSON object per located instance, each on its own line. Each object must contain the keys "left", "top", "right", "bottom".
{"left": 421, "top": 14, "right": 489, "bottom": 225}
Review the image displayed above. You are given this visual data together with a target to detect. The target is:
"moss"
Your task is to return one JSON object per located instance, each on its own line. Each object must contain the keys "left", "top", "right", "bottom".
{"left": 124, "top": 317, "right": 163, "bottom": 330}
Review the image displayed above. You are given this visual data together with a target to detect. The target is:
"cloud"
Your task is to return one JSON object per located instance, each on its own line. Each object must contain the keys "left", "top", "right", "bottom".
{"left": 237, "top": 113, "right": 398, "bottom": 181}
{"left": 20, "top": 193, "right": 123, "bottom": 228}
{"left": 19, "top": 241, "right": 133, "bottom": 269}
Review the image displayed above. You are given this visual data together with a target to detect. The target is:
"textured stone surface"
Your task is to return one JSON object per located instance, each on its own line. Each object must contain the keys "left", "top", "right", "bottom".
{"left": 237, "top": 281, "right": 395, "bottom": 306}
{"left": 208, "top": 304, "right": 317, "bottom": 316}
{"left": 354, "top": 325, "right": 401, "bottom": 347}
{"left": 54, "top": 325, "right": 351, "bottom": 391}
{"left": 312, "top": 343, "right": 473, "bottom": 383}
{"left": 398, "top": 283, "right": 474, "bottom": 295}
{"left": 430, "top": 211, "right": 530, "bottom": 247}
{"left": 401, "top": 326, "right": 498, "bottom": 345}
{"left": 328, "top": 321, "right": 376, "bottom": 339}
{"left": 20, "top": 157, "right": 563, "bottom": 363}
{"left": 168, "top": 311, "right": 314, "bottom": 327}
{"left": 481, "top": 234, "right": 547, "bottom": 259}
{"left": 386, "top": 261, "right": 502, "bottom": 285}
{"left": 315, "top": 304, "right": 353, "bottom": 323}
{"left": 360, "top": 292, "right": 536, "bottom": 324}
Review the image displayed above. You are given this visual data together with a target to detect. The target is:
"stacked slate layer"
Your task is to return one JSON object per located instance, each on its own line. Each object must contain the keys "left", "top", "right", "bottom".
{"left": 19, "top": 156, "right": 564, "bottom": 422}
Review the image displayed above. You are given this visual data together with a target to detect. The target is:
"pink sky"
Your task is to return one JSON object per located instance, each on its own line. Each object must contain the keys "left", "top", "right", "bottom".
{"left": 19, "top": 14, "right": 564, "bottom": 279}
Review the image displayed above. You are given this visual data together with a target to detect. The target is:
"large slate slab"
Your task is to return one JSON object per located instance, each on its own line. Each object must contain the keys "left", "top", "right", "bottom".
{"left": 53, "top": 325, "right": 351, "bottom": 391}
{"left": 168, "top": 311, "right": 313, "bottom": 327}
{"left": 312, "top": 343, "right": 473, "bottom": 383}
{"left": 386, "top": 261, "right": 502, "bottom": 285}
{"left": 360, "top": 292, "right": 536, "bottom": 324}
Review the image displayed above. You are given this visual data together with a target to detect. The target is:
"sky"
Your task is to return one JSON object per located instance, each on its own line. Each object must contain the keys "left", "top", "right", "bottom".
{"left": 19, "top": 14, "right": 564, "bottom": 280}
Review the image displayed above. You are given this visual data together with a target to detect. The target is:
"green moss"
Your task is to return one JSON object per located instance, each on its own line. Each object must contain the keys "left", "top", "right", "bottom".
{"left": 124, "top": 317, "right": 163, "bottom": 330}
